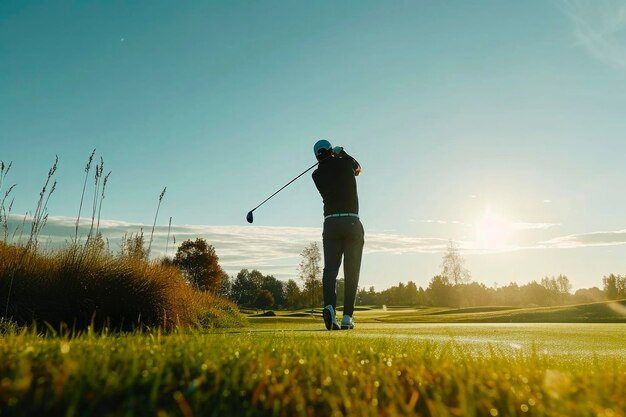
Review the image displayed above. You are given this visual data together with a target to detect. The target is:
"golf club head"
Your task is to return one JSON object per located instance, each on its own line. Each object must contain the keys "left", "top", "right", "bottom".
{"left": 246, "top": 211, "right": 254, "bottom": 224}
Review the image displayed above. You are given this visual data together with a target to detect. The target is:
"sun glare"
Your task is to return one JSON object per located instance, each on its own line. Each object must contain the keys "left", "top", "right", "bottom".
{"left": 474, "top": 208, "right": 514, "bottom": 251}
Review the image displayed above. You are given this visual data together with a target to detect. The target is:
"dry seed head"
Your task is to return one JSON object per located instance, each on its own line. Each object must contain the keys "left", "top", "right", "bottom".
{"left": 159, "top": 187, "right": 167, "bottom": 202}
{"left": 5, "top": 184, "right": 16, "bottom": 197}
{"left": 101, "top": 171, "right": 111, "bottom": 198}
{"left": 85, "top": 149, "right": 96, "bottom": 172}
{"left": 48, "top": 156, "right": 58, "bottom": 177}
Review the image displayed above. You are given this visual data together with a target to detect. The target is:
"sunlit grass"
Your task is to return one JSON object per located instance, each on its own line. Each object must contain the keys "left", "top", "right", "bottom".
{"left": 1, "top": 324, "right": 624, "bottom": 416}
{"left": 0, "top": 241, "right": 246, "bottom": 331}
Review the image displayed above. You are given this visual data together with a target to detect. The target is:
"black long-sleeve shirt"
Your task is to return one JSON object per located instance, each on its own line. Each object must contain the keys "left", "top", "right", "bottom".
{"left": 312, "top": 150, "right": 361, "bottom": 217}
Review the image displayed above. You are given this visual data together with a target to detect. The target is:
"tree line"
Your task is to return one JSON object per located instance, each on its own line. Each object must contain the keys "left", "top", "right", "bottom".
{"left": 166, "top": 238, "right": 625, "bottom": 310}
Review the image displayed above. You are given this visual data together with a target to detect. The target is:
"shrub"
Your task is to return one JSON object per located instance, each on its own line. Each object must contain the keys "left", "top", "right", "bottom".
{"left": 0, "top": 242, "right": 246, "bottom": 331}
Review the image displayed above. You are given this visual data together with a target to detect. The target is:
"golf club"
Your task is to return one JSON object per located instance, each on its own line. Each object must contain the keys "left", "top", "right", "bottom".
{"left": 246, "top": 161, "right": 320, "bottom": 223}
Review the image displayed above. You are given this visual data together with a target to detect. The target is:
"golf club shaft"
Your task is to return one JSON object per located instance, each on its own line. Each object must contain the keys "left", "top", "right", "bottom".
{"left": 250, "top": 161, "right": 319, "bottom": 213}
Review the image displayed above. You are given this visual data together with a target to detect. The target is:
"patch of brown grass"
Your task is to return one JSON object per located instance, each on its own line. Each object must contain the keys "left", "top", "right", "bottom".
{"left": 0, "top": 241, "right": 246, "bottom": 331}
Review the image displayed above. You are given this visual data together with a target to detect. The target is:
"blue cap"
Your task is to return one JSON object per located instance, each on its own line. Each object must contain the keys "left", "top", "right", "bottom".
{"left": 314, "top": 139, "right": 332, "bottom": 156}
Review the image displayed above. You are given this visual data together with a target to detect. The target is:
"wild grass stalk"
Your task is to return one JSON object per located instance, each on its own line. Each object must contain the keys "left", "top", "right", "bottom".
{"left": 0, "top": 161, "right": 16, "bottom": 243}
{"left": 147, "top": 187, "right": 166, "bottom": 256}
{"left": 6, "top": 157, "right": 57, "bottom": 317}
{"left": 96, "top": 171, "right": 111, "bottom": 235}
{"left": 75, "top": 149, "right": 95, "bottom": 243}
{"left": 2, "top": 196, "right": 15, "bottom": 242}
{"left": 12, "top": 211, "right": 29, "bottom": 242}
{"left": 1, "top": 187, "right": 16, "bottom": 243}
{"left": 27, "top": 156, "right": 58, "bottom": 250}
{"left": 165, "top": 216, "right": 172, "bottom": 255}
{"left": 87, "top": 158, "right": 103, "bottom": 241}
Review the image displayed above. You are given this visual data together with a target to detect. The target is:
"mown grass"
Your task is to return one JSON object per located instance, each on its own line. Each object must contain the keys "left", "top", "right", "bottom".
{"left": 247, "top": 300, "right": 626, "bottom": 329}
{"left": 364, "top": 300, "right": 626, "bottom": 324}
{"left": 0, "top": 324, "right": 624, "bottom": 416}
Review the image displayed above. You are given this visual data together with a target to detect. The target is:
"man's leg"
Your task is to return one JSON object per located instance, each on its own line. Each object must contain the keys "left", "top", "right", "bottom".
{"left": 322, "top": 221, "right": 343, "bottom": 309}
{"left": 342, "top": 219, "right": 364, "bottom": 317}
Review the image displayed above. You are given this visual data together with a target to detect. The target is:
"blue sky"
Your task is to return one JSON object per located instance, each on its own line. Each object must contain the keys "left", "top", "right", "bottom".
{"left": 2, "top": 1, "right": 626, "bottom": 290}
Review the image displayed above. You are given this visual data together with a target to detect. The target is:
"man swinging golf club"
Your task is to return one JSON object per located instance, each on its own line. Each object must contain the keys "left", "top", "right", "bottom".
{"left": 312, "top": 140, "right": 364, "bottom": 330}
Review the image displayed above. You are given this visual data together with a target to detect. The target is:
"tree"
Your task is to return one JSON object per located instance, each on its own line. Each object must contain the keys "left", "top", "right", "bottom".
{"left": 573, "top": 287, "right": 605, "bottom": 303}
{"left": 440, "top": 240, "right": 470, "bottom": 285}
{"left": 336, "top": 278, "right": 346, "bottom": 307}
{"left": 254, "top": 289, "right": 274, "bottom": 311}
{"left": 617, "top": 275, "right": 626, "bottom": 298}
{"left": 426, "top": 275, "right": 457, "bottom": 307}
{"left": 231, "top": 269, "right": 259, "bottom": 307}
{"left": 173, "top": 238, "right": 224, "bottom": 292}
{"left": 218, "top": 274, "right": 232, "bottom": 299}
{"left": 284, "top": 279, "right": 302, "bottom": 309}
{"left": 298, "top": 242, "right": 322, "bottom": 310}
{"left": 259, "top": 275, "right": 285, "bottom": 309}
{"left": 405, "top": 281, "right": 419, "bottom": 306}
{"left": 603, "top": 274, "right": 619, "bottom": 300}
{"left": 521, "top": 281, "right": 552, "bottom": 306}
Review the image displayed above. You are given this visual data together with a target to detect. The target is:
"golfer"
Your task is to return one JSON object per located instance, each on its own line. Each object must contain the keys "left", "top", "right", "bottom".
{"left": 312, "top": 140, "right": 364, "bottom": 330}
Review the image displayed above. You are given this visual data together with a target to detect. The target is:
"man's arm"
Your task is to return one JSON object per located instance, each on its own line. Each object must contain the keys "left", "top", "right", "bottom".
{"left": 334, "top": 147, "right": 362, "bottom": 176}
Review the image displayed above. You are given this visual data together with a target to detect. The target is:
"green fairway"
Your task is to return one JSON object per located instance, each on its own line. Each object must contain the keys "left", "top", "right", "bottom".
{"left": 1, "top": 322, "right": 625, "bottom": 416}
{"left": 241, "top": 323, "right": 626, "bottom": 358}
{"left": 249, "top": 300, "right": 626, "bottom": 327}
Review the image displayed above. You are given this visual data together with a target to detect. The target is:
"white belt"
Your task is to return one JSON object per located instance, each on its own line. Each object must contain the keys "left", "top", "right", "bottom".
{"left": 324, "top": 213, "right": 359, "bottom": 220}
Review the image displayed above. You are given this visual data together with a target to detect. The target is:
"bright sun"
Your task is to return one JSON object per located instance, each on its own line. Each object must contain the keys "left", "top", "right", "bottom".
{"left": 474, "top": 208, "right": 514, "bottom": 251}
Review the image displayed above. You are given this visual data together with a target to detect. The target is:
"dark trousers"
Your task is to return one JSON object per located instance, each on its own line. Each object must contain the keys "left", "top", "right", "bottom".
{"left": 322, "top": 217, "right": 364, "bottom": 317}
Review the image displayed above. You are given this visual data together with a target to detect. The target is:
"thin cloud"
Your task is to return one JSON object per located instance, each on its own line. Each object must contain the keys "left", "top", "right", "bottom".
{"left": 512, "top": 222, "right": 561, "bottom": 230}
{"left": 9, "top": 214, "right": 626, "bottom": 280}
{"left": 564, "top": 0, "right": 626, "bottom": 70}
{"left": 540, "top": 229, "right": 626, "bottom": 249}
{"left": 5, "top": 215, "right": 450, "bottom": 280}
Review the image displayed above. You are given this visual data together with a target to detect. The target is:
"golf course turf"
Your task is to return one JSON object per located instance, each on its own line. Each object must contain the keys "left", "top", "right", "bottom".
{"left": 1, "top": 303, "right": 625, "bottom": 416}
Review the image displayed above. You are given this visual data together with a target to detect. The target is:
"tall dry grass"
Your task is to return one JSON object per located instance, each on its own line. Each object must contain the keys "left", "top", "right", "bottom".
{"left": 0, "top": 151, "right": 246, "bottom": 331}
{"left": 0, "top": 240, "right": 245, "bottom": 330}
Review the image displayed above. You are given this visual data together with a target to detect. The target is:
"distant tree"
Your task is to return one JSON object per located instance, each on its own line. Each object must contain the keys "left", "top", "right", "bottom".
{"left": 357, "top": 286, "right": 379, "bottom": 306}
{"left": 440, "top": 240, "right": 470, "bottom": 285}
{"left": 303, "top": 278, "right": 323, "bottom": 310}
{"left": 173, "top": 238, "right": 224, "bottom": 292}
{"left": 556, "top": 274, "right": 572, "bottom": 295}
{"left": 254, "top": 289, "right": 275, "bottom": 312}
{"left": 603, "top": 274, "right": 619, "bottom": 300}
{"left": 336, "top": 278, "right": 345, "bottom": 307}
{"left": 259, "top": 275, "right": 285, "bottom": 309}
{"left": 405, "top": 281, "right": 419, "bottom": 306}
{"left": 521, "top": 281, "right": 552, "bottom": 306}
{"left": 573, "top": 287, "right": 605, "bottom": 303}
{"left": 218, "top": 274, "right": 232, "bottom": 299}
{"left": 427, "top": 275, "right": 457, "bottom": 307}
{"left": 284, "top": 279, "right": 302, "bottom": 309}
{"left": 298, "top": 242, "right": 322, "bottom": 310}
{"left": 495, "top": 282, "right": 522, "bottom": 306}
{"left": 248, "top": 269, "right": 266, "bottom": 289}
{"left": 231, "top": 269, "right": 259, "bottom": 307}
{"left": 617, "top": 275, "right": 626, "bottom": 298}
